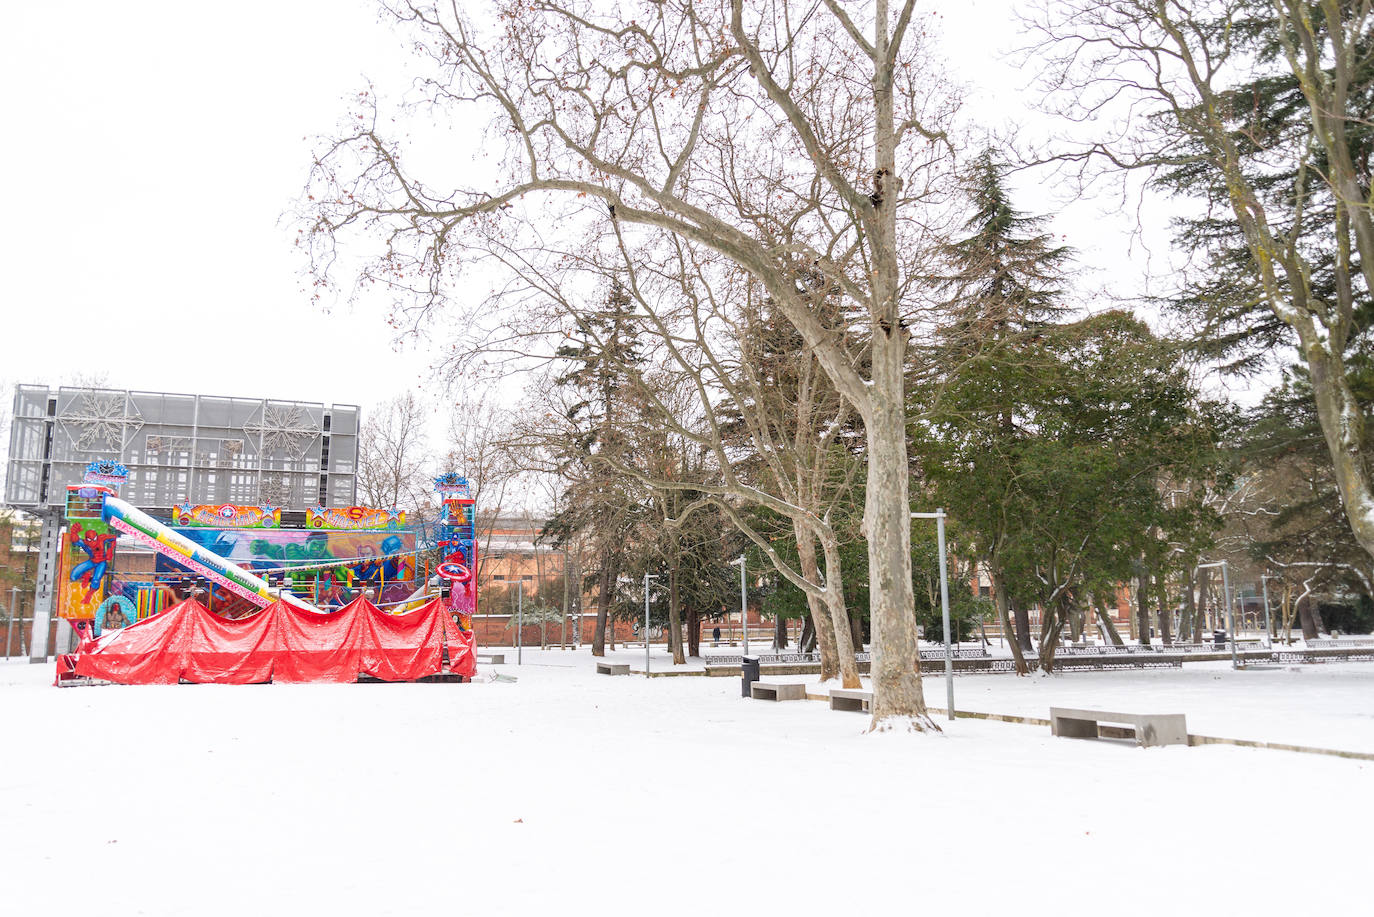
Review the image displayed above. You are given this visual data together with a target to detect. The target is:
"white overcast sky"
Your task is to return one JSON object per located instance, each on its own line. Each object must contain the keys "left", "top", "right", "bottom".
{"left": 0, "top": 0, "right": 1185, "bottom": 421}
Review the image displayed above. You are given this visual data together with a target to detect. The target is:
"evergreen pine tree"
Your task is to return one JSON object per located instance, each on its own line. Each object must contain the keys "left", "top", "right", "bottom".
{"left": 939, "top": 148, "right": 1072, "bottom": 342}
{"left": 543, "top": 279, "right": 650, "bottom": 656}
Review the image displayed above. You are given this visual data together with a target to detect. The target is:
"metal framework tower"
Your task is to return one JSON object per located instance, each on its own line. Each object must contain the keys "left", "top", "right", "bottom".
{"left": 4, "top": 385, "right": 360, "bottom": 661}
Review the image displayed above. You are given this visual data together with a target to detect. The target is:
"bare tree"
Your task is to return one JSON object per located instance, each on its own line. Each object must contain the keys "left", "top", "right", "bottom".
{"left": 357, "top": 393, "right": 431, "bottom": 510}
{"left": 499, "top": 239, "right": 869, "bottom": 684}
{"left": 302, "top": 0, "right": 961, "bottom": 730}
{"left": 444, "top": 392, "right": 522, "bottom": 585}
{"left": 0, "top": 375, "right": 11, "bottom": 473}
{"left": 615, "top": 252, "right": 868, "bottom": 687}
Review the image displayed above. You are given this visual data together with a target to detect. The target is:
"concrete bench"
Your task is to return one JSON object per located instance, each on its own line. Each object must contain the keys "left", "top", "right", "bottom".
{"left": 1050, "top": 707, "right": 1187, "bottom": 748}
{"left": 595, "top": 662, "right": 631, "bottom": 676}
{"left": 750, "top": 682, "right": 807, "bottom": 701}
{"left": 477, "top": 653, "right": 505, "bottom": 665}
{"left": 829, "top": 688, "right": 873, "bottom": 713}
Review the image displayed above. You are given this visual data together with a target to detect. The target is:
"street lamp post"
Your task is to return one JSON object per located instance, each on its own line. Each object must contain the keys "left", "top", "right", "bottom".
{"left": 644, "top": 573, "right": 658, "bottom": 678}
{"left": 729, "top": 555, "right": 747, "bottom": 657}
{"left": 517, "top": 579, "right": 524, "bottom": 665}
{"left": 1196, "top": 560, "right": 1238, "bottom": 669}
{"left": 912, "top": 510, "right": 955, "bottom": 721}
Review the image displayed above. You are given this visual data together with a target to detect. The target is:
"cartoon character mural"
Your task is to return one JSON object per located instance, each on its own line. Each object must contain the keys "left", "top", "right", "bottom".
{"left": 56, "top": 464, "right": 128, "bottom": 621}
{"left": 174, "top": 503, "right": 280, "bottom": 528}
{"left": 154, "top": 527, "right": 417, "bottom": 608}
{"left": 92, "top": 594, "right": 136, "bottom": 636}
{"left": 318, "top": 572, "right": 349, "bottom": 609}
{"left": 306, "top": 506, "right": 405, "bottom": 530}
{"left": 67, "top": 522, "right": 117, "bottom": 606}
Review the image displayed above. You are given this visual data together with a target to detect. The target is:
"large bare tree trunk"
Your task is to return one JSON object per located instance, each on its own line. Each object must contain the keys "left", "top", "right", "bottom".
{"left": 1281, "top": 585, "right": 1296, "bottom": 644}
{"left": 1297, "top": 594, "right": 1322, "bottom": 641}
{"left": 1178, "top": 567, "right": 1196, "bottom": 644}
{"left": 818, "top": 531, "right": 862, "bottom": 689}
{"left": 668, "top": 550, "right": 685, "bottom": 665}
{"left": 796, "top": 525, "right": 840, "bottom": 682}
{"left": 1039, "top": 603, "right": 1067, "bottom": 673}
{"left": 1157, "top": 577, "right": 1173, "bottom": 645}
{"left": 1012, "top": 600, "right": 1033, "bottom": 655}
{"left": 1068, "top": 601, "right": 1083, "bottom": 642}
{"left": 773, "top": 614, "right": 788, "bottom": 650}
{"left": 862, "top": 357, "right": 933, "bottom": 729}
{"left": 799, "top": 613, "right": 817, "bottom": 653}
{"left": 855, "top": 0, "right": 934, "bottom": 732}
{"left": 991, "top": 557, "right": 1029, "bottom": 674}
{"left": 1136, "top": 573, "right": 1151, "bottom": 646}
{"left": 1095, "top": 603, "right": 1124, "bottom": 646}
{"left": 1197, "top": 568, "right": 1213, "bottom": 638}
{"left": 592, "top": 553, "right": 617, "bottom": 657}
{"left": 687, "top": 606, "right": 701, "bottom": 659}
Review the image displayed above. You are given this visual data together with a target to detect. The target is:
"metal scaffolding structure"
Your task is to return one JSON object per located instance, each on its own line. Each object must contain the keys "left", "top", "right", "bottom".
{"left": 5, "top": 385, "right": 359, "bottom": 512}
{"left": 4, "top": 384, "right": 361, "bottom": 661}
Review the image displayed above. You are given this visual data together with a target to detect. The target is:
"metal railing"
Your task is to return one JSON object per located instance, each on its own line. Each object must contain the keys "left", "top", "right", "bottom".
{"left": 1, "top": 617, "right": 60, "bottom": 660}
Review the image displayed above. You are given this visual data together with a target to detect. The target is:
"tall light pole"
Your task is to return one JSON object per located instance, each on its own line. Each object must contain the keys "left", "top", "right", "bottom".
{"left": 6, "top": 586, "right": 18, "bottom": 660}
{"left": 517, "top": 578, "right": 524, "bottom": 665}
{"left": 561, "top": 546, "right": 569, "bottom": 650}
{"left": 643, "top": 573, "right": 658, "bottom": 678}
{"left": 729, "top": 555, "right": 747, "bottom": 656}
{"left": 1196, "top": 560, "right": 1237, "bottom": 669}
{"left": 912, "top": 510, "right": 955, "bottom": 721}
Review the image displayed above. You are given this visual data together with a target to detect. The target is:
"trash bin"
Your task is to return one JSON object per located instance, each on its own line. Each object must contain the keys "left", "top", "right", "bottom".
{"left": 741, "top": 655, "right": 760, "bottom": 698}
{"left": 1213, "top": 629, "right": 1227, "bottom": 648}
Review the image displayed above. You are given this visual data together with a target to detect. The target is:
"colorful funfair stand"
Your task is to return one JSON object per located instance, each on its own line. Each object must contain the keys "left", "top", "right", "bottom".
{"left": 56, "top": 464, "right": 477, "bottom": 685}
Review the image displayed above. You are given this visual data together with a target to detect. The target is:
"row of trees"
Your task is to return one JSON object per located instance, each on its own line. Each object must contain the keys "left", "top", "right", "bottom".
{"left": 1028, "top": 0, "right": 1374, "bottom": 595}
{"left": 307, "top": 0, "right": 1374, "bottom": 731}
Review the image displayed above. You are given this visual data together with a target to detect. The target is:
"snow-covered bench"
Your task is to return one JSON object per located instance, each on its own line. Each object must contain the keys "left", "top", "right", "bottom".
{"left": 477, "top": 653, "right": 505, "bottom": 665}
{"left": 1308, "top": 638, "right": 1374, "bottom": 649}
{"left": 829, "top": 688, "right": 873, "bottom": 713}
{"left": 595, "top": 662, "right": 630, "bottom": 676}
{"left": 1050, "top": 707, "right": 1188, "bottom": 748}
{"left": 1052, "top": 655, "right": 1182, "bottom": 672}
{"left": 750, "top": 682, "right": 807, "bottom": 701}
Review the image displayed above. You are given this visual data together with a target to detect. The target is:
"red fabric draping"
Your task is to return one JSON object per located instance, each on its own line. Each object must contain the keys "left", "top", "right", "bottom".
{"left": 73, "top": 597, "right": 476, "bottom": 685}
{"left": 272, "top": 600, "right": 365, "bottom": 684}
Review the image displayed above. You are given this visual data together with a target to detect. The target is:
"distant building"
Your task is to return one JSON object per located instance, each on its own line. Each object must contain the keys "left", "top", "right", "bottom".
{"left": 471, "top": 513, "right": 586, "bottom": 645}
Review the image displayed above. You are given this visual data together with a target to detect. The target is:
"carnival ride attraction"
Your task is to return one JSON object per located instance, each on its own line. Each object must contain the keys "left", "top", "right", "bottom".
{"left": 70, "top": 594, "right": 474, "bottom": 685}
{"left": 56, "top": 471, "right": 480, "bottom": 686}
{"left": 102, "top": 496, "right": 321, "bottom": 615}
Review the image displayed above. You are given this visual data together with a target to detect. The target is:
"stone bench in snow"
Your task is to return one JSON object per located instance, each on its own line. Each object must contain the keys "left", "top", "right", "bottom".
{"left": 750, "top": 682, "right": 807, "bottom": 701}
{"left": 829, "top": 688, "right": 873, "bottom": 713}
{"left": 477, "top": 653, "right": 505, "bottom": 665}
{"left": 596, "top": 662, "right": 631, "bottom": 676}
{"left": 1050, "top": 707, "right": 1187, "bottom": 748}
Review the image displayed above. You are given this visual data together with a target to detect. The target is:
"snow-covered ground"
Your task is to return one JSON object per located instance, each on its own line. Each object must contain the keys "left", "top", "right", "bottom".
{"left": 1, "top": 650, "right": 1368, "bottom": 915}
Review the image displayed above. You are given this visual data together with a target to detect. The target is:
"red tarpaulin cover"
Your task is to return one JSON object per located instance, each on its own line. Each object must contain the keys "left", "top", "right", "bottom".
{"left": 73, "top": 596, "right": 476, "bottom": 685}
